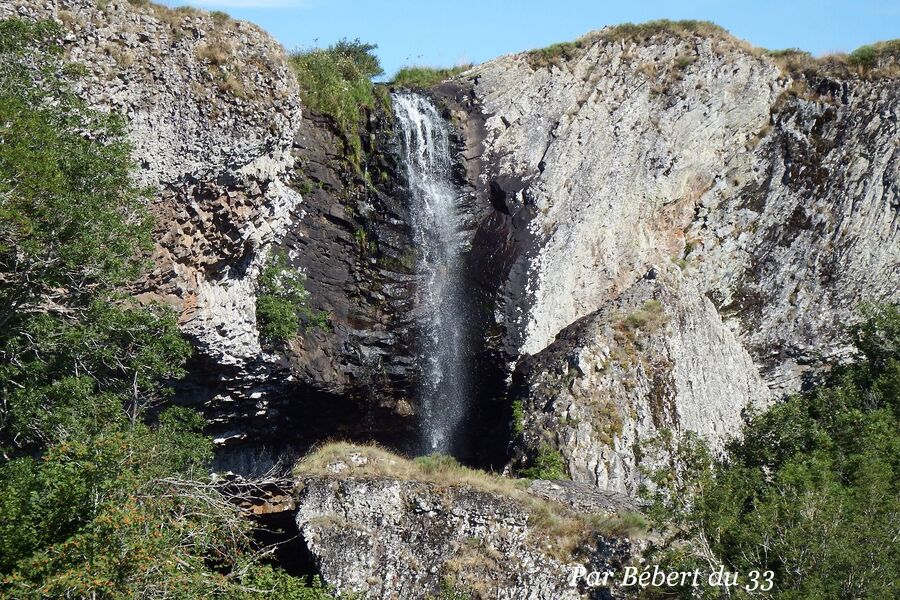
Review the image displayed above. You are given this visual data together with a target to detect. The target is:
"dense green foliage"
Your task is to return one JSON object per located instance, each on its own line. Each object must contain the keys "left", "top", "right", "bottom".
{"left": 642, "top": 304, "right": 900, "bottom": 599}
{"left": 390, "top": 65, "right": 470, "bottom": 88}
{"left": 0, "top": 19, "right": 334, "bottom": 598}
{"left": 288, "top": 38, "right": 385, "bottom": 167}
{"left": 0, "top": 19, "right": 151, "bottom": 329}
{"left": 256, "top": 249, "right": 328, "bottom": 346}
{"left": 849, "top": 40, "right": 900, "bottom": 69}
{"left": 520, "top": 444, "right": 569, "bottom": 480}
{"left": 511, "top": 399, "right": 525, "bottom": 437}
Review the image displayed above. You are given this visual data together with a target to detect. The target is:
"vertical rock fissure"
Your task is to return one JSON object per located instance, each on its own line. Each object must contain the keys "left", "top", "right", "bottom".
{"left": 392, "top": 92, "right": 471, "bottom": 454}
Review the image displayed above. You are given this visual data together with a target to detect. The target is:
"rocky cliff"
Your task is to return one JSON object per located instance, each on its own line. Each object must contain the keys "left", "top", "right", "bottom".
{"left": 293, "top": 444, "right": 639, "bottom": 599}
{"left": 438, "top": 23, "right": 900, "bottom": 490}
{"left": 1, "top": 0, "right": 428, "bottom": 471}
{"left": 8, "top": 0, "right": 897, "bottom": 505}
{"left": 5, "top": 2, "right": 899, "bottom": 595}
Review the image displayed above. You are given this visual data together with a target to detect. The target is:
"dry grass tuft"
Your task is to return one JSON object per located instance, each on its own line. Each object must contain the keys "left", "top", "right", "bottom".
{"left": 294, "top": 442, "right": 646, "bottom": 559}
{"left": 526, "top": 20, "right": 754, "bottom": 70}
{"left": 196, "top": 41, "right": 231, "bottom": 65}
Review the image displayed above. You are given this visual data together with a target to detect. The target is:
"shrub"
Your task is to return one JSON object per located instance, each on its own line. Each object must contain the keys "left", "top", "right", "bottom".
{"left": 256, "top": 249, "right": 328, "bottom": 345}
{"left": 847, "top": 40, "right": 900, "bottom": 75}
{"left": 849, "top": 44, "right": 878, "bottom": 68}
{"left": 641, "top": 304, "right": 900, "bottom": 598}
{"left": 414, "top": 453, "right": 462, "bottom": 474}
{"left": 390, "top": 65, "right": 471, "bottom": 88}
{"left": 520, "top": 444, "right": 569, "bottom": 480}
{"left": 511, "top": 399, "right": 525, "bottom": 437}
{"left": 622, "top": 299, "right": 666, "bottom": 332}
{"left": 288, "top": 39, "right": 383, "bottom": 167}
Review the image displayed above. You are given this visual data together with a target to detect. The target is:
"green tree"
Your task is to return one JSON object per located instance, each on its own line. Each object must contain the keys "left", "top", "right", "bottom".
{"left": 256, "top": 249, "right": 328, "bottom": 346}
{"left": 642, "top": 304, "right": 900, "bottom": 599}
{"left": 0, "top": 20, "right": 151, "bottom": 330}
{"left": 0, "top": 18, "right": 335, "bottom": 599}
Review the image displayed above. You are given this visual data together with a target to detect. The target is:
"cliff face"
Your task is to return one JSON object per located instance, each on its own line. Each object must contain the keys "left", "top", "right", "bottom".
{"left": 2, "top": 0, "right": 424, "bottom": 470}
{"left": 448, "top": 26, "right": 900, "bottom": 490}
{"left": 0, "top": 0, "right": 303, "bottom": 367}
{"left": 7, "top": 2, "right": 898, "bottom": 493}
{"left": 6, "top": 3, "right": 900, "bottom": 595}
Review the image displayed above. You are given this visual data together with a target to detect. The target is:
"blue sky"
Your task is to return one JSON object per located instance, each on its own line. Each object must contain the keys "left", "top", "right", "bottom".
{"left": 161, "top": 1, "right": 900, "bottom": 77}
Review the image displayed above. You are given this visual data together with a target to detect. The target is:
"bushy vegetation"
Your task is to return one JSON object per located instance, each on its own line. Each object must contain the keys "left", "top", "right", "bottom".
{"left": 390, "top": 65, "right": 471, "bottom": 88}
{"left": 849, "top": 39, "right": 900, "bottom": 72}
{"left": 288, "top": 39, "right": 385, "bottom": 167}
{"left": 0, "top": 18, "right": 334, "bottom": 598}
{"left": 256, "top": 249, "right": 328, "bottom": 346}
{"left": 511, "top": 399, "right": 525, "bottom": 437}
{"left": 767, "top": 39, "right": 900, "bottom": 79}
{"left": 519, "top": 444, "right": 569, "bottom": 480}
{"left": 641, "top": 304, "right": 900, "bottom": 598}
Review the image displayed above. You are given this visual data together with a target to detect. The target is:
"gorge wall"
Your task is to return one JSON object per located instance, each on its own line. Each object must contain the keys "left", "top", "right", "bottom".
{"left": 440, "top": 25, "right": 900, "bottom": 491}
{"left": 5, "top": 3, "right": 900, "bottom": 596}
{"left": 9, "top": 2, "right": 898, "bottom": 491}
{"left": 0, "top": 0, "right": 432, "bottom": 473}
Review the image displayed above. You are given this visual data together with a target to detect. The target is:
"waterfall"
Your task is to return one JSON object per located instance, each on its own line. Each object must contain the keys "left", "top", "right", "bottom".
{"left": 392, "top": 92, "right": 469, "bottom": 455}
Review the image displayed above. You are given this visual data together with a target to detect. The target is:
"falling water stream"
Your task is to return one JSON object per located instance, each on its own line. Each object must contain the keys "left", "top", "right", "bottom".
{"left": 392, "top": 92, "right": 469, "bottom": 454}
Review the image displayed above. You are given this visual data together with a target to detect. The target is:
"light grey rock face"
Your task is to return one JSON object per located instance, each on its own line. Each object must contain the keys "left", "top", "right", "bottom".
{"left": 690, "top": 79, "right": 900, "bottom": 390}
{"left": 509, "top": 269, "right": 770, "bottom": 493}
{"left": 2, "top": 0, "right": 303, "bottom": 370}
{"left": 295, "top": 450, "right": 636, "bottom": 599}
{"left": 463, "top": 28, "right": 900, "bottom": 491}
{"left": 472, "top": 31, "right": 786, "bottom": 359}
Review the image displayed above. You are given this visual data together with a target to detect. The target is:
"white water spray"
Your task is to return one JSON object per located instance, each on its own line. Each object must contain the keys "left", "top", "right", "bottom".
{"left": 392, "top": 92, "right": 469, "bottom": 454}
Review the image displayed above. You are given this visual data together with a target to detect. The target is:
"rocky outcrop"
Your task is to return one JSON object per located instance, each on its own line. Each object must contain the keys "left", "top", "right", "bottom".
{"left": 508, "top": 268, "right": 770, "bottom": 493}
{"left": 294, "top": 445, "right": 639, "bottom": 599}
{"left": 0, "top": 0, "right": 303, "bottom": 367}
{"left": 2, "top": 1, "right": 428, "bottom": 470}
{"left": 442, "top": 24, "right": 900, "bottom": 489}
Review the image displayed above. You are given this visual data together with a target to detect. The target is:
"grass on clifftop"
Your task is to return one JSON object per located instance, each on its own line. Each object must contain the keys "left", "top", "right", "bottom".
{"left": 288, "top": 39, "right": 386, "bottom": 168}
{"left": 527, "top": 19, "right": 734, "bottom": 68}
{"left": 390, "top": 65, "right": 471, "bottom": 88}
{"left": 768, "top": 39, "right": 900, "bottom": 78}
{"left": 526, "top": 18, "right": 900, "bottom": 80}
{"left": 295, "top": 443, "right": 646, "bottom": 558}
